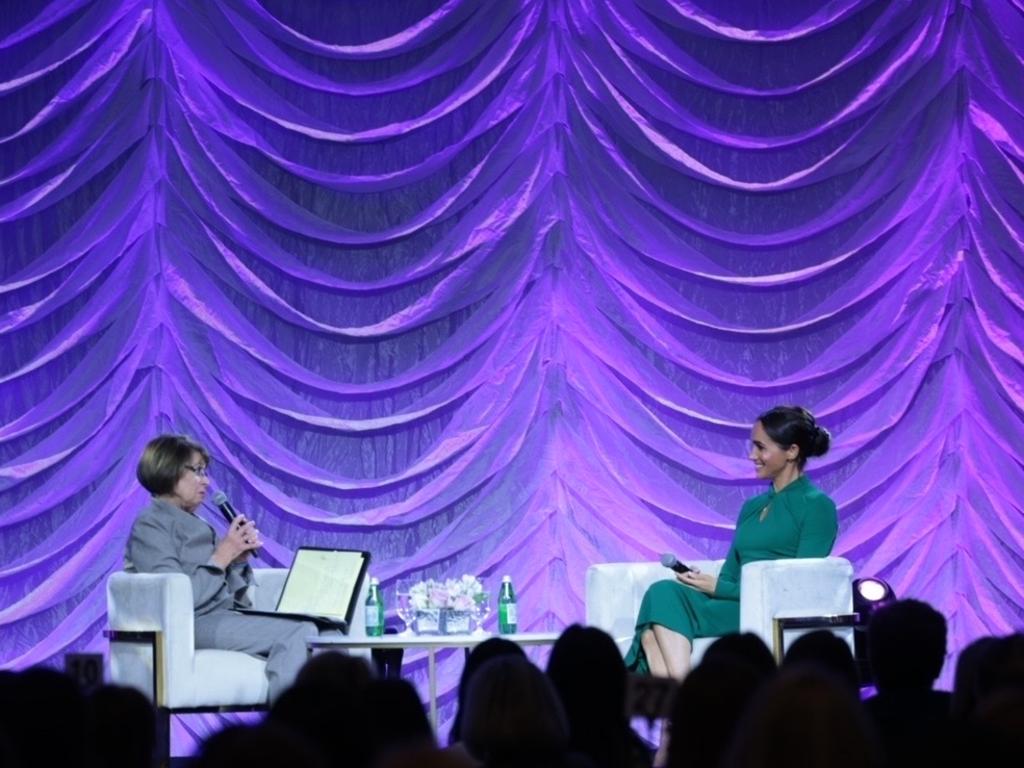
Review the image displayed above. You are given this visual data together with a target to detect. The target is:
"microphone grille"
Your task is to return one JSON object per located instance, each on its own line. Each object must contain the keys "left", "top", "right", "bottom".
{"left": 212, "top": 491, "right": 228, "bottom": 505}
{"left": 659, "top": 553, "right": 677, "bottom": 568}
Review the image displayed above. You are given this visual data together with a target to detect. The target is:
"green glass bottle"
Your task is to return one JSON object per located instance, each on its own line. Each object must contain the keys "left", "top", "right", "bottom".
{"left": 497, "top": 575, "right": 517, "bottom": 634}
{"left": 365, "top": 577, "right": 384, "bottom": 637}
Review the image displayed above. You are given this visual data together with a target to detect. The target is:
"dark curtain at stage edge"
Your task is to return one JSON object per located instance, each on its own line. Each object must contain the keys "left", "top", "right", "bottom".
{"left": 2, "top": 0, "right": 1023, "bottom": 746}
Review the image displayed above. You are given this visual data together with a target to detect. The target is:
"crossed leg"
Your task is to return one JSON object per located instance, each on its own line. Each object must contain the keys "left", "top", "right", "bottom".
{"left": 641, "top": 624, "right": 692, "bottom": 679}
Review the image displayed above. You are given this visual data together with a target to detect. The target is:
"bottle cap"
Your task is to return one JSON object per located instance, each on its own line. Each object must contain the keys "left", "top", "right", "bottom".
{"left": 369, "top": 577, "right": 379, "bottom": 585}
{"left": 501, "top": 575, "right": 511, "bottom": 582}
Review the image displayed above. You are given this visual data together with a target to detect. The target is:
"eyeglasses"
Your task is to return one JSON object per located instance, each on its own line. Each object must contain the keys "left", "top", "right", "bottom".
{"left": 184, "top": 464, "right": 209, "bottom": 478}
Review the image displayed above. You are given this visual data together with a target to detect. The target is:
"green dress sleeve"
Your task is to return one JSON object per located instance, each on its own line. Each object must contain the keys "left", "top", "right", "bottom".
{"left": 795, "top": 493, "right": 839, "bottom": 557}
{"left": 713, "top": 497, "right": 761, "bottom": 601}
{"left": 713, "top": 539, "right": 741, "bottom": 600}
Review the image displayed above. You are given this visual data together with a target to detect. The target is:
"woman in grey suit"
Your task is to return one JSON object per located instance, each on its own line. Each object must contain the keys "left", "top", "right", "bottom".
{"left": 127, "top": 434, "right": 318, "bottom": 702}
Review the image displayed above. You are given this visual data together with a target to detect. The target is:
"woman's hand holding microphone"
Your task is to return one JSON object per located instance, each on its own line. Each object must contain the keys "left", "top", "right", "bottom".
{"left": 212, "top": 516, "right": 261, "bottom": 568}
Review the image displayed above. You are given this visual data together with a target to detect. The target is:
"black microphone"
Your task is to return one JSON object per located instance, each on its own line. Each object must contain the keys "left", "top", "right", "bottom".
{"left": 660, "top": 553, "right": 692, "bottom": 574}
{"left": 212, "top": 491, "right": 259, "bottom": 559}
{"left": 213, "top": 491, "right": 239, "bottom": 524}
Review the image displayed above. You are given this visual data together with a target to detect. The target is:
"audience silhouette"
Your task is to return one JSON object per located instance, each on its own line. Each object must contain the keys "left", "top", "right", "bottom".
{"left": 461, "top": 655, "right": 592, "bottom": 768}
{"left": 0, "top": 667, "right": 92, "bottom": 768}
{"left": 88, "top": 684, "right": 156, "bottom": 768}
{"left": 950, "top": 635, "right": 999, "bottom": 721}
{"left": 783, "top": 629, "right": 860, "bottom": 695}
{"left": 964, "top": 633, "right": 1024, "bottom": 763}
{"left": 190, "top": 722, "right": 325, "bottom": 768}
{"left": 267, "top": 653, "right": 376, "bottom": 768}
{"left": 725, "top": 666, "right": 880, "bottom": 768}
{"left": 547, "top": 624, "right": 651, "bottom": 768}
{"left": 362, "top": 678, "right": 435, "bottom": 761}
{"left": 448, "top": 636, "right": 525, "bottom": 747}
{"left": 4, "top": 599, "right": 1024, "bottom": 768}
{"left": 664, "top": 655, "right": 765, "bottom": 768}
{"left": 863, "top": 599, "right": 950, "bottom": 767}
{"left": 701, "top": 632, "right": 776, "bottom": 680}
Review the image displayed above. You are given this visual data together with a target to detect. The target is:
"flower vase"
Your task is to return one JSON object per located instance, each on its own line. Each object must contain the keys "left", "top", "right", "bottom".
{"left": 413, "top": 608, "right": 442, "bottom": 635}
{"left": 442, "top": 609, "right": 472, "bottom": 635}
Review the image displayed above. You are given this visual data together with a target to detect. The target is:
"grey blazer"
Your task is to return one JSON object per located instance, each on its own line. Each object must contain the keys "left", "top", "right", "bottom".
{"left": 126, "top": 498, "right": 252, "bottom": 616}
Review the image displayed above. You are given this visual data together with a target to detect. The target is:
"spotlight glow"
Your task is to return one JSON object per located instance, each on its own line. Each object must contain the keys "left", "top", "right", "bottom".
{"left": 857, "top": 579, "right": 889, "bottom": 602}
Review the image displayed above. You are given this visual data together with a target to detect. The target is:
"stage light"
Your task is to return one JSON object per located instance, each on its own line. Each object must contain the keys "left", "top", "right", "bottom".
{"left": 853, "top": 577, "right": 895, "bottom": 618}
{"left": 852, "top": 577, "right": 895, "bottom": 687}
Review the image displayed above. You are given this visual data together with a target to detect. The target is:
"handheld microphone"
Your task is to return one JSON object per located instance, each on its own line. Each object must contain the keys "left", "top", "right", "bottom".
{"left": 212, "top": 491, "right": 259, "bottom": 559}
{"left": 212, "top": 491, "right": 238, "bottom": 524}
{"left": 660, "top": 553, "right": 692, "bottom": 574}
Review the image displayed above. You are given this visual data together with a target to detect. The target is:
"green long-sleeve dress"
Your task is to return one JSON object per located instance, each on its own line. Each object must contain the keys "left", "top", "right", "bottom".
{"left": 624, "top": 475, "right": 838, "bottom": 673}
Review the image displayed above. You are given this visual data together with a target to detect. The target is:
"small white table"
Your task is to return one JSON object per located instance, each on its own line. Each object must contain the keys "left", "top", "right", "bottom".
{"left": 307, "top": 632, "right": 560, "bottom": 727}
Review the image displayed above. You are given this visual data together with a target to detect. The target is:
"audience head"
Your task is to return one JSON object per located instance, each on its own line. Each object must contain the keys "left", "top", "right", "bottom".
{"left": 547, "top": 624, "right": 627, "bottom": 726}
{"left": 972, "top": 687, "right": 1024, "bottom": 762}
{"left": 88, "top": 684, "right": 156, "bottom": 768}
{"left": 270, "top": 654, "right": 376, "bottom": 768}
{"left": 191, "top": 722, "right": 324, "bottom": 768}
{"left": 950, "top": 635, "right": 1000, "bottom": 720}
{"left": 547, "top": 625, "right": 642, "bottom": 768}
{"left": 378, "top": 747, "right": 479, "bottom": 768}
{"left": 462, "top": 656, "right": 569, "bottom": 767}
{"left": 725, "top": 666, "right": 880, "bottom": 768}
{"left": 974, "top": 633, "right": 1024, "bottom": 703}
{"left": 363, "top": 679, "right": 434, "bottom": 759}
{"left": 0, "top": 667, "right": 90, "bottom": 768}
{"left": 755, "top": 406, "right": 830, "bottom": 469}
{"left": 867, "top": 599, "right": 947, "bottom": 692}
{"left": 295, "top": 651, "right": 374, "bottom": 691}
{"left": 666, "top": 656, "right": 765, "bottom": 768}
{"left": 783, "top": 630, "right": 860, "bottom": 695}
{"left": 703, "top": 633, "right": 777, "bottom": 680}
{"left": 449, "top": 637, "right": 525, "bottom": 744}
{"left": 0, "top": 671, "right": 19, "bottom": 768}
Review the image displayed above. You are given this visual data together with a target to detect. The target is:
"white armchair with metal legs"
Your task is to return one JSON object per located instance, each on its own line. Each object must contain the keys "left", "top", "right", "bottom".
{"left": 105, "top": 568, "right": 289, "bottom": 764}
{"left": 585, "top": 556, "right": 857, "bottom": 665}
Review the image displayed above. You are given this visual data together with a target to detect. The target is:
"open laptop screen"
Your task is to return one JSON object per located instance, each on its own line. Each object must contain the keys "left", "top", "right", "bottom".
{"left": 273, "top": 547, "right": 370, "bottom": 629}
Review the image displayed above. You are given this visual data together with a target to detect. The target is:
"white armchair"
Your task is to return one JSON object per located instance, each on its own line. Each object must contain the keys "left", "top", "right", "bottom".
{"left": 106, "top": 568, "right": 290, "bottom": 709}
{"left": 107, "top": 567, "right": 336, "bottom": 765}
{"left": 585, "top": 557, "right": 856, "bottom": 664}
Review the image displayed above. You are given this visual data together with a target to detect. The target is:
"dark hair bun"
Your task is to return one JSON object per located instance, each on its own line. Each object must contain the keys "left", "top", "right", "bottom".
{"left": 809, "top": 425, "right": 831, "bottom": 457}
{"left": 756, "top": 405, "right": 832, "bottom": 468}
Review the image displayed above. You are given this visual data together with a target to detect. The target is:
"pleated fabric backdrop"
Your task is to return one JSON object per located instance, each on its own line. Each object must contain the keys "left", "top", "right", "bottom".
{"left": 2, "top": 0, "right": 1022, "bottom": 747}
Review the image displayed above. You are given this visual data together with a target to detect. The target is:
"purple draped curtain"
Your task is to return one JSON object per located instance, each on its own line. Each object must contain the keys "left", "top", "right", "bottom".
{"left": 2, "top": 0, "right": 1023, "bottom": 747}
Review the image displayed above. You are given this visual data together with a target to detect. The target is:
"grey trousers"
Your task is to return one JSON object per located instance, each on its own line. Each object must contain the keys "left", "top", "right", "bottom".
{"left": 194, "top": 611, "right": 319, "bottom": 702}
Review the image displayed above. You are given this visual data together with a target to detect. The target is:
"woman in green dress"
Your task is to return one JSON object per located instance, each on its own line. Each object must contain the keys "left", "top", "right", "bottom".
{"left": 625, "top": 406, "right": 838, "bottom": 678}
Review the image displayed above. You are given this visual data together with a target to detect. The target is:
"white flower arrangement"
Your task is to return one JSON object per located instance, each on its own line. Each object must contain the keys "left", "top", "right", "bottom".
{"left": 409, "top": 574, "right": 484, "bottom": 612}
